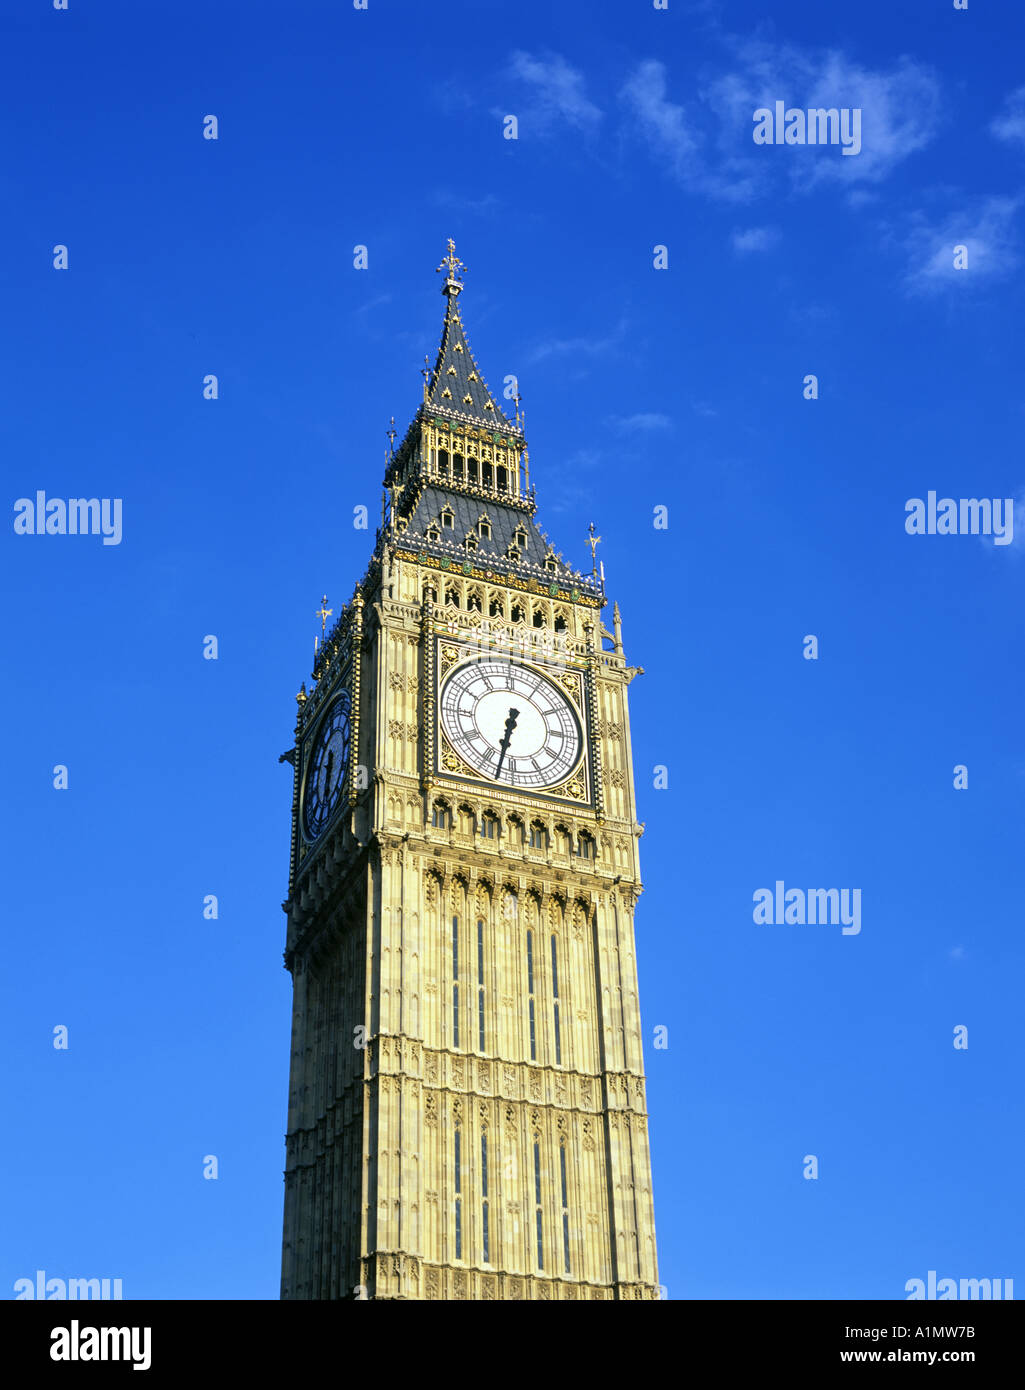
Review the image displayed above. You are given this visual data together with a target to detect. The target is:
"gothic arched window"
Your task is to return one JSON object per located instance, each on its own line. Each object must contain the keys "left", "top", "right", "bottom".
{"left": 477, "top": 918, "right": 486, "bottom": 1053}
{"left": 559, "top": 1143, "right": 571, "bottom": 1274}
{"left": 526, "top": 929, "right": 536, "bottom": 1062}
{"left": 533, "top": 1137, "right": 544, "bottom": 1270}
{"left": 481, "top": 1129, "right": 490, "bottom": 1263}
{"left": 452, "top": 915, "right": 460, "bottom": 1049}
{"left": 551, "top": 934, "right": 561, "bottom": 1066}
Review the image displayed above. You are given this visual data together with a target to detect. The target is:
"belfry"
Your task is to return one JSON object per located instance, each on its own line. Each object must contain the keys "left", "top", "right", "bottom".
{"left": 279, "top": 243, "right": 659, "bottom": 1300}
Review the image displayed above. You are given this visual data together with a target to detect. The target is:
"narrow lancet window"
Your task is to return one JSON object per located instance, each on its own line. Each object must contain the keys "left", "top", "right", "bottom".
{"left": 452, "top": 914, "right": 459, "bottom": 1048}
{"left": 526, "top": 929, "right": 536, "bottom": 1061}
{"left": 551, "top": 934, "right": 561, "bottom": 1065}
{"left": 560, "top": 1144, "right": 571, "bottom": 1273}
{"left": 477, "top": 919, "right": 486, "bottom": 1052}
{"left": 481, "top": 1131, "right": 490, "bottom": 1263}
{"left": 534, "top": 1139, "right": 543, "bottom": 1269}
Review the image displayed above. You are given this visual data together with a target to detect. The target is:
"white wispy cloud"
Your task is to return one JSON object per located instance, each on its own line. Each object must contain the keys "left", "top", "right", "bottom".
{"left": 794, "top": 49, "right": 941, "bottom": 187}
{"left": 526, "top": 316, "right": 627, "bottom": 364}
{"left": 608, "top": 412, "right": 672, "bottom": 432}
{"left": 619, "top": 61, "right": 706, "bottom": 180}
{"left": 898, "top": 195, "right": 1023, "bottom": 295}
{"left": 352, "top": 292, "right": 393, "bottom": 317}
{"left": 509, "top": 51, "right": 602, "bottom": 132}
{"left": 990, "top": 86, "right": 1025, "bottom": 147}
{"left": 620, "top": 41, "right": 942, "bottom": 200}
{"left": 731, "top": 226, "right": 780, "bottom": 254}
{"left": 430, "top": 190, "right": 501, "bottom": 216}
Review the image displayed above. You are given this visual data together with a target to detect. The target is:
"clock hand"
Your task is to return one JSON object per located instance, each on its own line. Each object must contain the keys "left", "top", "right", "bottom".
{"left": 493, "top": 708, "right": 519, "bottom": 780}
{"left": 323, "top": 748, "right": 335, "bottom": 797}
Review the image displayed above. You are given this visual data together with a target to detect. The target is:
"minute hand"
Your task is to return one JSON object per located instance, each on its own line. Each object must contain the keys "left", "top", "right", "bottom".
{"left": 493, "top": 708, "right": 519, "bottom": 780}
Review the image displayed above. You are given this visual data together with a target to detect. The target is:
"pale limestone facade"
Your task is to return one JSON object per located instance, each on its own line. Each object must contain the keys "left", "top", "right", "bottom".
{"left": 280, "top": 247, "right": 658, "bottom": 1300}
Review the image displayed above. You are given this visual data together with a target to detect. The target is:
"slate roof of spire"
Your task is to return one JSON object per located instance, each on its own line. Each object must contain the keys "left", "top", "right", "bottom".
{"left": 425, "top": 288, "right": 518, "bottom": 434}
{"left": 399, "top": 483, "right": 591, "bottom": 581}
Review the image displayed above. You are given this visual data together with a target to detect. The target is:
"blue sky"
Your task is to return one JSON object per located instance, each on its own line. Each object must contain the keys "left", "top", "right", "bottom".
{"left": 2, "top": 0, "right": 1023, "bottom": 1300}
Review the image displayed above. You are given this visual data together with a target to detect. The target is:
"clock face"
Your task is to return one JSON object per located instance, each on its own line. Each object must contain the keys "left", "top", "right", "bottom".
{"left": 440, "top": 659, "right": 582, "bottom": 789}
{"left": 302, "top": 691, "right": 351, "bottom": 840}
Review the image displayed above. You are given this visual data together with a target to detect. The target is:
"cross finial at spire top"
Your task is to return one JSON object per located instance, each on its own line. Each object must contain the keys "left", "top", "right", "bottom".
{"left": 436, "top": 237, "right": 467, "bottom": 296}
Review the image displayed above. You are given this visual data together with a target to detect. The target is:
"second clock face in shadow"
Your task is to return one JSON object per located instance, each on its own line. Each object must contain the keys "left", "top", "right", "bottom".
{"left": 302, "top": 691, "right": 351, "bottom": 840}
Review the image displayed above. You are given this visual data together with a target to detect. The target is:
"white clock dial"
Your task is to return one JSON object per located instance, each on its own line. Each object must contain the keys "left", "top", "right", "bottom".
{"left": 440, "top": 659, "right": 582, "bottom": 789}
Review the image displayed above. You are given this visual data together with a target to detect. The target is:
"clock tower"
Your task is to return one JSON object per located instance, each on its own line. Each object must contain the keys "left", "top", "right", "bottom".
{"left": 279, "top": 243, "right": 659, "bottom": 1300}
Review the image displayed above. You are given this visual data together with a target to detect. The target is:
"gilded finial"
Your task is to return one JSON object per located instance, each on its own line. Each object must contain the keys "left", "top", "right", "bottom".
{"left": 316, "top": 594, "right": 333, "bottom": 637}
{"left": 422, "top": 354, "right": 431, "bottom": 400}
{"left": 314, "top": 594, "right": 332, "bottom": 656}
{"left": 586, "top": 521, "right": 603, "bottom": 576}
{"left": 436, "top": 237, "right": 467, "bottom": 296}
{"left": 296, "top": 681, "right": 307, "bottom": 705}
{"left": 386, "top": 416, "right": 397, "bottom": 456}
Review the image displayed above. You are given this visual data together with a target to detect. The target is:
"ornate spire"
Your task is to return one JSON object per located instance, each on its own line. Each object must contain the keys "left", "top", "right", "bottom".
{"left": 424, "top": 238, "right": 516, "bottom": 432}
{"left": 377, "top": 243, "right": 603, "bottom": 602}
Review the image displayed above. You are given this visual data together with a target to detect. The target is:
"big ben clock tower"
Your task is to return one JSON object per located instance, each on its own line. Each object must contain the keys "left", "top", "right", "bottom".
{"left": 279, "top": 242, "right": 659, "bottom": 1301}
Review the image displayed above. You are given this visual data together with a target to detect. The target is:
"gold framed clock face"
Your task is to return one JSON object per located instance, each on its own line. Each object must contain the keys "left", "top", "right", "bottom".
{"left": 440, "top": 658, "right": 582, "bottom": 789}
